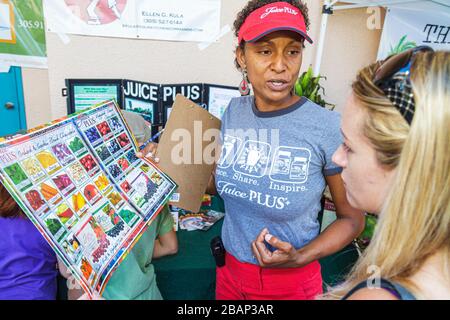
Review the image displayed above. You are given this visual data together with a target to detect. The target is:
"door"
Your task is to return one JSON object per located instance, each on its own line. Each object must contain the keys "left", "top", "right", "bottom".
{"left": 0, "top": 66, "right": 26, "bottom": 137}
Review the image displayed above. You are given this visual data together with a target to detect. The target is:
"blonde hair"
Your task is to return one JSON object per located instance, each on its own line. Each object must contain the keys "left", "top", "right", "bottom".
{"left": 324, "top": 51, "right": 450, "bottom": 299}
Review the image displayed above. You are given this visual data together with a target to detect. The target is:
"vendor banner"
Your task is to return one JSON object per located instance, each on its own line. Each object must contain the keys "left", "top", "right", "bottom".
{"left": 44, "top": 0, "right": 221, "bottom": 42}
{"left": 0, "top": 0, "right": 47, "bottom": 69}
{"left": 377, "top": 6, "right": 450, "bottom": 60}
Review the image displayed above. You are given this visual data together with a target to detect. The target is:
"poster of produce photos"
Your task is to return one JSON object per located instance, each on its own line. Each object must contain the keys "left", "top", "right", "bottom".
{"left": 0, "top": 100, "right": 177, "bottom": 297}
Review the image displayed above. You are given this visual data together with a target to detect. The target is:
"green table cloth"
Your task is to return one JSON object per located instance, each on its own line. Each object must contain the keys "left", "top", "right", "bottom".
{"left": 153, "top": 196, "right": 225, "bottom": 300}
{"left": 153, "top": 219, "right": 222, "bottom": 300}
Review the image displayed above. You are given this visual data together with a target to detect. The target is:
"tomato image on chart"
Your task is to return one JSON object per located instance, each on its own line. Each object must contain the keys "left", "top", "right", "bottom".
{"left": 64, "top": 0, "right": 128, "bottom": 25}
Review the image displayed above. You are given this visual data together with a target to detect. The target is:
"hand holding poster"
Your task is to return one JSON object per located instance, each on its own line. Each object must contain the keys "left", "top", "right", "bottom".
{"left": 0, "top": 100, "right": 177, "bottom": 297}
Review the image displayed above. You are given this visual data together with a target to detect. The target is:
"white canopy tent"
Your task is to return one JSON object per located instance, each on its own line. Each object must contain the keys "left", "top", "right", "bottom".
{"left": 313, "top": 0, "right": 450, "bottom": 75}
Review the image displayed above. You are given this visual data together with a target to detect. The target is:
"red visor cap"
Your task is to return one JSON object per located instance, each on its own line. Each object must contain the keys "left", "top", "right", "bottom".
{"left": 238, "top": 2, "right": 313, "bottom": 45}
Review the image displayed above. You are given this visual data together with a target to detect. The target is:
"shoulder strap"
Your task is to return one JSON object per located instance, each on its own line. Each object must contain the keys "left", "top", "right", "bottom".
{"left": 342, "top": 278, "right": 416, "bottom": 300}
{"left": 390, "top": 282, "right": 416, "bottom": 300}
{"left": 341, "top": 281, "right": 371, "bottom": 300}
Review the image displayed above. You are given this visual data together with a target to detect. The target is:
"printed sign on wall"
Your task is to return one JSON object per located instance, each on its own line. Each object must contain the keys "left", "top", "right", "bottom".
{"left": 378, "top": 5, "right": 450, "bottom": 59}
{"left": 44, "top": 0, "right": 221, "bottom": 43}
{"left": 0, "top": 0, "right": 47, "bottom": 69}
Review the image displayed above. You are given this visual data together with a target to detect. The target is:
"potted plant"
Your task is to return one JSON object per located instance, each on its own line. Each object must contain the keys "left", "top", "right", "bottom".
{"left": 388, "top": 35, "right": 417, "bottom": 56}
{"left": 295, "top": 65, "right": 335, "bottom": 110}
{"left": 354, "top": 213, "right": 378, "bottom": 255}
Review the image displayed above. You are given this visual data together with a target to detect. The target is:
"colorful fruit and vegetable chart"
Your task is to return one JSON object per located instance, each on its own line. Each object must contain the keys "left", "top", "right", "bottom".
{"left": 0, "top": 101, "right": 177, "bottom": 298}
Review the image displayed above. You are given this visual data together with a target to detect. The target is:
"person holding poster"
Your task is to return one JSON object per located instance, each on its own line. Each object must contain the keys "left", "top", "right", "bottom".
{"left": 324, "top": 49, "right": 450, "bottom": 300}
{"left": 207, "top": 0, "right": 365, "bottom": 300}
{"left": 60, "top": 111, "right": 178, "bottom": 300}
{"left": 0, "top": 184, "right": 58, "bottom": 300}
{"left": 0, "top": 110, "right": 176, "bottom": 300}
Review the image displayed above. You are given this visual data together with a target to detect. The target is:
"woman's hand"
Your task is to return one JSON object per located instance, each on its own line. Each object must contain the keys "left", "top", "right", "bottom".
{"left": 136, "top": 142, "right": 159, "bottom": 163}
{"left": 251, "top": 228, "right": 310, "bottom": 268}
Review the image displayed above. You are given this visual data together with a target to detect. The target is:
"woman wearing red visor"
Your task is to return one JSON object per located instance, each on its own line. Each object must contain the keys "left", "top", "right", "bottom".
{"left": 211, "top": 1, "right": 365, "bottom": 300}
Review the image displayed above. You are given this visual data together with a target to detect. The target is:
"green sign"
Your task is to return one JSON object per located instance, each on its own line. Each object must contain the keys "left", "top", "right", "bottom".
{"left": 74, "top": 86, "right": 119, "bottom": 112}
{"left": 0, "top": 0, "right": 46, "bottom": 68}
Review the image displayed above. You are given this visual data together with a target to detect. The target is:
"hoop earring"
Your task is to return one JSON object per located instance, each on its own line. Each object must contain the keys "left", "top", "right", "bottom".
{"left": 239, "top": 69, "right": 250, "bottom": 96}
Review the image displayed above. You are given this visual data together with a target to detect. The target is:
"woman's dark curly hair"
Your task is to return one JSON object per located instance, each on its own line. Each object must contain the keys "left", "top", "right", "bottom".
{"left": 0, "top": 183, "right": 24, "bottom": 218}
{"left": 233, "top": 0, "right": 310, "bottom": 71}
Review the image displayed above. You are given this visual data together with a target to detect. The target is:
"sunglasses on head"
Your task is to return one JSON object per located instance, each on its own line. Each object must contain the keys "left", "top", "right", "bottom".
{"left": 373, "top": 45, "right": 434, "bottom": 125}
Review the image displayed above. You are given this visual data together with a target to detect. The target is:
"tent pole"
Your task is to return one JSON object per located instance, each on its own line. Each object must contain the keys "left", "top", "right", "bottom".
{"left": 313, "top": 1, "right": 334, "bottom": 76}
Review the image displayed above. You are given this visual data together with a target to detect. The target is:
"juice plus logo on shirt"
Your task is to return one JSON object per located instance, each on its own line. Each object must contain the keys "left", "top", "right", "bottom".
{"left": 216, "top": 135, "right": 311, "bottom": 210}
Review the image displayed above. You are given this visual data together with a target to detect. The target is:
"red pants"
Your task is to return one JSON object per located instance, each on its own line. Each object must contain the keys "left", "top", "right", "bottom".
{"left": 216, "top": 253, "right": 323, "bottom": 300}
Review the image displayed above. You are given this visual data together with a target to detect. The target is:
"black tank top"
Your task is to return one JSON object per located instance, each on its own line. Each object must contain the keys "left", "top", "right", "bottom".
{"left": 342, "top": 278, "right": 416, "bottom": 300}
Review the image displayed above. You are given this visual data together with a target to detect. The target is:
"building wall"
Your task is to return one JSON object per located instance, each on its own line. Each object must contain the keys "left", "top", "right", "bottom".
{"left": 21, "top": 1, "right": 385, "bottom": 127}
{"left": 22, "top": 68, "right": 52, "bottom": 128}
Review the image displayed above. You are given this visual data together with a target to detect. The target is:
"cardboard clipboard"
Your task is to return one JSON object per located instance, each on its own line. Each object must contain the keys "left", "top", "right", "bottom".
{"left": 156, "top": 95, "right": 221, "bottom": 213}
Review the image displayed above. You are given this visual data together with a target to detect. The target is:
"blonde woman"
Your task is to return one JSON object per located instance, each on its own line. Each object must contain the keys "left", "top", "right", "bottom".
{"left": 328, "top": 48, "right": 450, "bottom": 300}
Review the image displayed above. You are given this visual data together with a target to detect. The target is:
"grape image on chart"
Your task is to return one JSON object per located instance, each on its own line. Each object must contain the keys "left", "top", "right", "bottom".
{"left": 65, "top": 0, "right": 127, "bottom": 25}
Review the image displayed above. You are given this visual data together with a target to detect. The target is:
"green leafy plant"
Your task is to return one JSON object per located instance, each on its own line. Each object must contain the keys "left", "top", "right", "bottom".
{"left": 295, "top": 65, "right": 335, "bottom": 110}
{"left": 354, "top": 213, "right": 378, "bottom": 253}
{"left": 388, "top": 35, "right": 417, "bottom": 56}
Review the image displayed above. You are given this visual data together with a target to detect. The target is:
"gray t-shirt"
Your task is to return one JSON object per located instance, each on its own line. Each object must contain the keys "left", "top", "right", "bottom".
{"left": 215, "top": 96, "right": 343, "bottom": 264}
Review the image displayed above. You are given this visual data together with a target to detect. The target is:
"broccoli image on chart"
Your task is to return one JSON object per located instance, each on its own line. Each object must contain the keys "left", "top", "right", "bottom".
{"left": 87, "top": 0, "right": 121, "bottom": 25}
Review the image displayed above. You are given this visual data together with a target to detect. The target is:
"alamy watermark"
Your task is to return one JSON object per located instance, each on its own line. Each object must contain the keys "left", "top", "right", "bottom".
{"left": 366, "top": 7, "right": 383, "bottom": 30}
{"left": 163, "top": 121, "right": 282, "bottom": 166}
{"left": 366, "top": 265, "right": 382, "bottom": 289}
